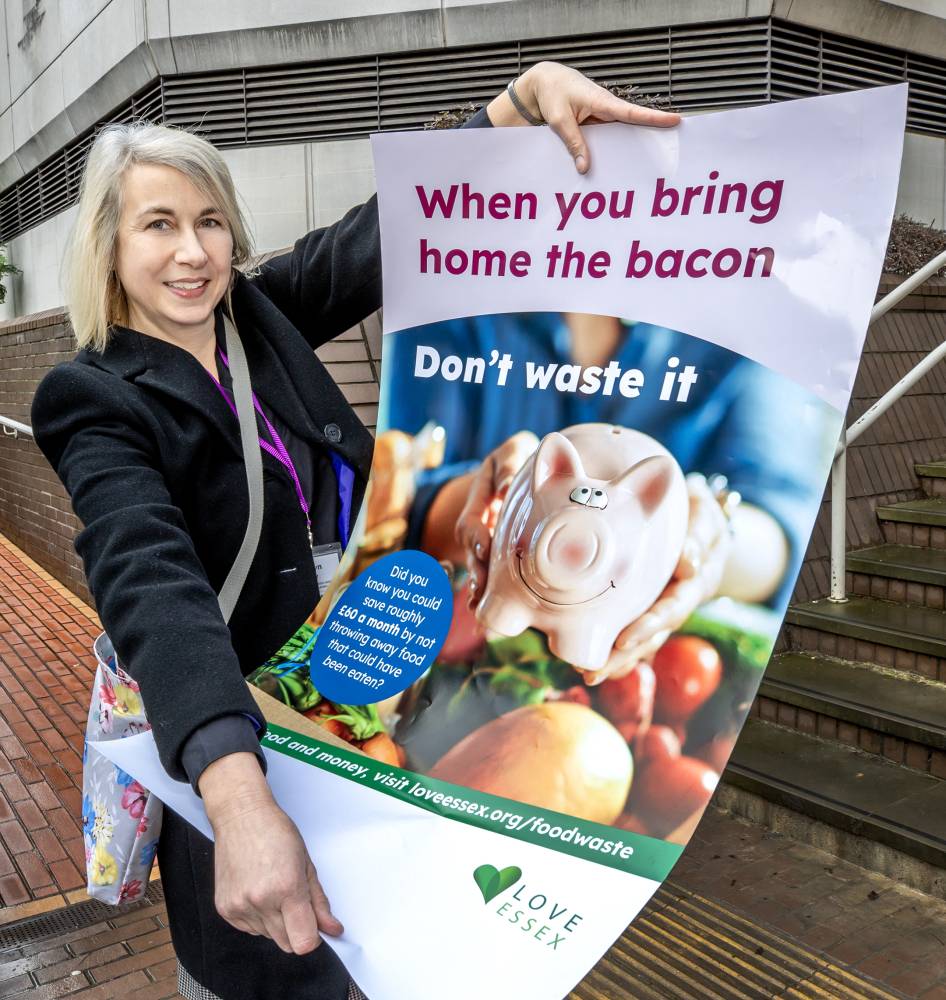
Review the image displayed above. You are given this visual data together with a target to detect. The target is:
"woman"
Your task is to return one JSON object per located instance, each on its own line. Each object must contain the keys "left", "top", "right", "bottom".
{"left": 31, "top": 63, "right": 679, "bottom": 1000}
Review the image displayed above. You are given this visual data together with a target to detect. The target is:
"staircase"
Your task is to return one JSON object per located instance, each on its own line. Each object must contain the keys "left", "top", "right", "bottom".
{"left": 724, "top": 460, "right": 946, "bottom": 892}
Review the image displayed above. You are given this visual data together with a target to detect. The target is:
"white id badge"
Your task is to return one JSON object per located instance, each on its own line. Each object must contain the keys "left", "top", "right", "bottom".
{"left": 312, "top": 542, "right": 342, "bottom": 596}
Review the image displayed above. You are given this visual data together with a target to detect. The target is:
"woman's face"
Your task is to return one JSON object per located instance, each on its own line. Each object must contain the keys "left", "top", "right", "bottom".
{"left": 114, "top": 163, "right": 234, "bottom": 345}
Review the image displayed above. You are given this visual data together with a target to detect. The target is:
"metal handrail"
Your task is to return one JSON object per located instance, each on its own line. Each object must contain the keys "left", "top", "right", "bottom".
{"left": 830, "top": 247, "right": 946, "bottom": 602}
{"left": 0, "top": 415, "right": 33, "bottom": 438}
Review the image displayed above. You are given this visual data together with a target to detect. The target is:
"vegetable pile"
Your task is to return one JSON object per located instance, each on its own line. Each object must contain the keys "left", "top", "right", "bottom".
{"left": 247, "top": 623, "right": 404, "bottom": 766}
{"left": 397, "top": 591, "right": 777, "bottom": 841}
{"left": 253, "top": 589, "right": 777, "bottom": 844}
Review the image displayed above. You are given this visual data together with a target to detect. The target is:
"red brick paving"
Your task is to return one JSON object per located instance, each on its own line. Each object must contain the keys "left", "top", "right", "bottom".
{"left": 0, "top": 892, "right": 178, "bottom": 998}
{"left": 0, "top": 535, "right": 101, "bottom": 906}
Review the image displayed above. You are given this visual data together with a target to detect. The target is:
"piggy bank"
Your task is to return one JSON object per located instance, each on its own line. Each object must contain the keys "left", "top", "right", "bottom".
{"left": 475, "top": 423, "right": 688, "bottom": 672}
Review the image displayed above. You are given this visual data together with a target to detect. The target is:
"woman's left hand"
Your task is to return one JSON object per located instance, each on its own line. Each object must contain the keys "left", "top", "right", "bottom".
{"left": 583, "top": 474, "right": 731, "bottom": 685}
{"left": 488, "top": 61, "right": 681, "bottom": 173}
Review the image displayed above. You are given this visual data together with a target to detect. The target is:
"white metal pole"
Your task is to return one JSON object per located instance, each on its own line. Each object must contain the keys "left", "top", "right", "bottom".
{"left": 871, "top": 247, "right": 946, "bottom": 324}
{"left": 842, "top": 338, "right": 946, "bottom": 452}
{"left": 829, "top": 438, "right": 848, "bottom": 602}
{"left": 828, "top": 248, "right": 946, "bottom": 600}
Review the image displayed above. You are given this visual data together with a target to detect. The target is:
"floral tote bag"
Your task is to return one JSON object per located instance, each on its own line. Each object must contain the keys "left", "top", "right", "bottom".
{"left": 82, "top": 632, "right": 163, "bottom": 904}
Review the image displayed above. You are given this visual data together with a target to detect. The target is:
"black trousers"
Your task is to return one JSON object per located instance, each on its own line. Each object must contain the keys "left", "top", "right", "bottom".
{"left": 158, "top": 807, "right": 350, "bottom": 1000}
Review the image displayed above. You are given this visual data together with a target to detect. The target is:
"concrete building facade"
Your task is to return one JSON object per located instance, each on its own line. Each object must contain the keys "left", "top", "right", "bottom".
{"left": 0, "top": 0, "right": 944, "bottom": 318}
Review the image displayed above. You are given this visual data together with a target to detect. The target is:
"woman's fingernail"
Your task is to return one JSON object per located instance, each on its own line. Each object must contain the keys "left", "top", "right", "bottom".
{"left": 575, "top": 154, "right": 588, "bottom": 172}
{"left": 475, "top": 541, "right": 485, "bottom": 559}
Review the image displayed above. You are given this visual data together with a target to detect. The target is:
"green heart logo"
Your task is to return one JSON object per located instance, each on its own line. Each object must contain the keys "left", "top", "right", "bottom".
{"left": 473, "top": 864, "right": 522, "bottom": 904}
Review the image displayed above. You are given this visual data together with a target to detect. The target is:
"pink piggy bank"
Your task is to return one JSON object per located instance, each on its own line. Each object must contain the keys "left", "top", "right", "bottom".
{"left": 475, "top": 423, "right": 689, "bottom": 672}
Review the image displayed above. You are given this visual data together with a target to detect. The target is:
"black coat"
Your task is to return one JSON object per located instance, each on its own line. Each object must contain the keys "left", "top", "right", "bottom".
{"left": 32, "top": 198, "right": 384, "bottom": 1000}
{"left": 31, "top": 197, "right": 380, "bottom": 783}
{"left": 33, "top": 110, "right": 492, "bottom": 1000}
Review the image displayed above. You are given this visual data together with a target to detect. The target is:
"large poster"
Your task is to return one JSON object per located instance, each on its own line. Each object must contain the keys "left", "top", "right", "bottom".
{"left": 97, "top": 86, "right": 906, "bottom": 1000}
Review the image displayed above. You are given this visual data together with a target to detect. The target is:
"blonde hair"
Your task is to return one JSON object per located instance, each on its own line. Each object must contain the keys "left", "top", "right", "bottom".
{"left": 66, "top": 121, "right": 255, "bottom": 353}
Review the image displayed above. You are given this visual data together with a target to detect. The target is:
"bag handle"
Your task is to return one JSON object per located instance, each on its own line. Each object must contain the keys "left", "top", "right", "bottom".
{"left": 216, "top": 314, "right": 265, "bottom": 623}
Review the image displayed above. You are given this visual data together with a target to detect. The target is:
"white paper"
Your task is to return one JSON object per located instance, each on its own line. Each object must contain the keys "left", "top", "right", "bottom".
{"left": 91, "top": 734, "right": 656, "bottom": 1000}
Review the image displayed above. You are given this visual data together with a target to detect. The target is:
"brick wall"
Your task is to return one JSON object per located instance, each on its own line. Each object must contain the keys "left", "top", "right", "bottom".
{"left": 0, "top": 310, "right": 90, "bottom": 601}
{"left": 791, "top": 276, "right": 946, "bottom": 604}
{"left": 2, "top": 279, "right": 945, "bottom": 610}
{"left": 0, "top": 307, "right": 382, "bottom": 607}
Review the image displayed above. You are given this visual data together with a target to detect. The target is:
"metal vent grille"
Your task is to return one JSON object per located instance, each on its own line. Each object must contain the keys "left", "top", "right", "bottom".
{"left": 770, "top": 19, "right": 946, "bottom": 131}
{"left": 0, "top": 80, "right": 161, "bottom": 241}
{"left": 377, "top": 47, "right": 518, "bottom": 132}
{"left": 2, "top": 16, "right": 945, "bottom": 243}
{"left": 142, "top": 22, "right": 772, "bottom": 150}
{"left": 162, "top": 70, "right": 248, "bottom": 143}
{"left": 769, "top": 23, "right": 821, "bottom": 101}
{"left": 0, "top": 881, "right": 165, "bottom": 951}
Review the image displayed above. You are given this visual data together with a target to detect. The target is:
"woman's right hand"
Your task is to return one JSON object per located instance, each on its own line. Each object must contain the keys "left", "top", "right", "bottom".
{"left": 199, "top": 752, "right": 343, "bottom": 954}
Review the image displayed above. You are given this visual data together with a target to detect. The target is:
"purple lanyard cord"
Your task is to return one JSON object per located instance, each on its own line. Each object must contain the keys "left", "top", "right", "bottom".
{"left": 210, "top": 347, "right": 313, "bottom": 546}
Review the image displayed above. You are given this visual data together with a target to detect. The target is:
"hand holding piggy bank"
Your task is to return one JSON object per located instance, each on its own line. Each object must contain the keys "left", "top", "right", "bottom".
{"left": 475, "top": 423, "right": 688, "bottom": 672}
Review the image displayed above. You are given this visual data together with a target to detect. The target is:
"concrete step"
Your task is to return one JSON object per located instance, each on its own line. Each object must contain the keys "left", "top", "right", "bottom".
{"left": 917, "top": 461, "right": 946, "bottom": 499}
{"left": 877, "top": 499, "right": 946, "bottom": 547}
{"left": 756, "top": 652, "right": 946, "bottom": 774}
{"left": 785, "top": 596, "right": 946, "bottom": 681}
{"left": 915, "top": 461, "right": 946, "bottom": 479}
{"left": 725, "top": 718, "right": 946, "bottom": 870}
{"left": 847, "top": 543, "right": 946, "bottom": 608}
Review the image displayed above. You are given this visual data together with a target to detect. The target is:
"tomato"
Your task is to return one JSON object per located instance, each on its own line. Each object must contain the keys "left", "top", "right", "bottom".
{"left": 652, "top": 636, "right": 722, "bottom": 725}
{"left": 559, "top": 686, "right": 592, "bottom": 708}
{"left": 438, "top": 581, "right": 487, "bottom": 661}
{"left": 638, "top": 725, "right": 682, "bottom": 764}
{"left": 692, "top": 734, "right": 737, "bottom": 774}
{"left": 616, "top": 719, "right": 649, "bottom": 745}
{"left": 596, "top": 662, "right": 656, "bottom": 727}
{"left": 628, "top": 755, "right": 719, "bottom": 838}
{"left": 616, "top": 813, "right": 651, "bottom": 836}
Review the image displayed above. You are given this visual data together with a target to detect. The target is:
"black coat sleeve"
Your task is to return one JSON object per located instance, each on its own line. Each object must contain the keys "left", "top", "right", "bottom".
{"left": 249, "top": 108, "right": 495, "bottom": 350}
{"left": 250, "top": 198, "right": 382, "bottom": 351}
{"left": 31, "top": 364, "right": 265, "bottom": 783}
{"left": 180, "top": 714, "right": 266, "bottom": 795}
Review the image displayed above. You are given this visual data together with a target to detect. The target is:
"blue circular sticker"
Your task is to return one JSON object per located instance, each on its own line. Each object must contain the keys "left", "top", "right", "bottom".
{"left": 309, "top": 550, "right": 453, "bottom": 706}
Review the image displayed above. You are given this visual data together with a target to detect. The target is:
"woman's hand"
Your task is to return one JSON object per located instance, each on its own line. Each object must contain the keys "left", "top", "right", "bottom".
{"left": 199, "top": 752, "right": 343, "bottom": 955}
{"left": 487, "top": 61, "right": 681, "bottom": 173}
{"left": 455, "top": 431, "right": 539, "bottom": 605}
{"left": 584, "top": 474, "right": 731, "bottom": 685}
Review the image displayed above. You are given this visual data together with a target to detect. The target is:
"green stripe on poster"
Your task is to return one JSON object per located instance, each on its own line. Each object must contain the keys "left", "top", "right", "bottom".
{"left": 262, "top": 723, "right": 682, "bottom": 881}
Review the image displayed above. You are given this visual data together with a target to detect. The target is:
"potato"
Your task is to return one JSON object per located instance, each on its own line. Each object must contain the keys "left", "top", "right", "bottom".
{"left": 429, "top": 702, "right": 633, "bottom": 825}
